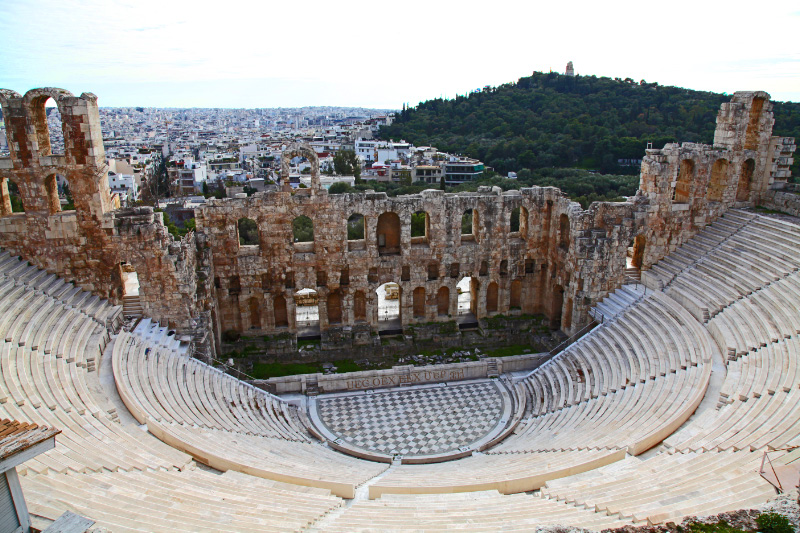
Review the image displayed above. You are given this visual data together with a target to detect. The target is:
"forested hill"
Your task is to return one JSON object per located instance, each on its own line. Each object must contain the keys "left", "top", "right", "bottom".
{"left": 380, "top": 72, "right": 800, "bottom": 177}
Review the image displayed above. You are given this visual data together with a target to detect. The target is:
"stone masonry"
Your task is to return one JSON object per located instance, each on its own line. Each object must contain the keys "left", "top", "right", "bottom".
{"left": 0, "top": 89, "right": 794, "bottom": 358}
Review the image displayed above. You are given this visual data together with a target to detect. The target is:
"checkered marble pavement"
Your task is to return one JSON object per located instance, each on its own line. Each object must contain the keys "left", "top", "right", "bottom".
{"left": 316, "top": 382, "right": 504, "bottom": 456}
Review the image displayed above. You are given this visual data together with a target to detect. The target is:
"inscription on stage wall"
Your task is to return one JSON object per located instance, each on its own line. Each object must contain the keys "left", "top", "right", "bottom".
{"left": 345, "top": 369, "right": 465, "bottom": 391}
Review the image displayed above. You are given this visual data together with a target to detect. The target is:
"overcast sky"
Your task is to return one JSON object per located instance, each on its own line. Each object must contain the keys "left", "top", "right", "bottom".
{"left": 1, "top": 0, "right": 798, "bottom": 109}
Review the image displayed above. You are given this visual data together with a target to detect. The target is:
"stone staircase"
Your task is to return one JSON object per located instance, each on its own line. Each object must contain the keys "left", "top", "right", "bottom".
{"left": 122, "top": 294, "right": 142, "bottom": 319}
{"left": 625, "top": 267, "right": 642, "bottom": 284}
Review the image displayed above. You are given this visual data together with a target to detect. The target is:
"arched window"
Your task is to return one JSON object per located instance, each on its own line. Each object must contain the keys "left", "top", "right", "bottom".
{"left": 0, "top": 178, "right": 21, "bottom": 215}
{"left": 411, "top": 211, "right": 429, "bottom": 244}
{"left": 461, "top": 208, "right": 479, "bottom": 241}
{"left": 237, "top": 217, "right": 259, "bottom": 246}
{"left": 273, "top": 294, "right": 288, "bottom": 327}
{"left": 413, "top": 287, "right": 425, "bottom": 318}
{"left": 347, "top": 213, "right": 365, "bottom": 240}
{"left": 354, "top": 291, "right": 367, "bottom": 323}
{"left": 510, "top": 280, "right": 522, "bottom": 309}
{"left": 708, "top": 159, "right": 729, "bottom": 202}
{"left": 377, "top": 212, "right": 401, "bottom": 255}
{"left": 292, "top": 215, "right": 314, "bottom": 242}
{"left": 559, "top": 214, "right": 570, "bottom": 249}
{"left": 737, "top": 159, "right": 755, "bottom": 202}
{"left": 31, "top": 96, "right": 64, "bottom": 157}
{"left": 45, "top": 174, "right": 60, "bottom": 214}
{"left": 519, "top": 206, "right": 529, "bottom": 238}
{"left": 327, "top": 291, "right": 343, "bottom": 324}
{"left": 673, "top": 160, "right": 694, "bottom": 203}
{"left": 486, "top": 282, "right": 498, "bottom": 314}
{"left": 510, "top": 207, "right": 521, "bottom": 233}
{"left": 437, "top": 287, "right": 450, "bottom": 316}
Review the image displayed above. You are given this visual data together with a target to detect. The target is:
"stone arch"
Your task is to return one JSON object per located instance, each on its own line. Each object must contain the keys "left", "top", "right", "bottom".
{"left": 377, "top": 212, "right": 401, "bottom": 255}
{"left": 486, "top": 281, "right": 499, "bottom": 314}
{"left": 281, "top": 142, "right": 319, "bottom": 189}
{"left": 377, "top": 282, "right": 401, "bottom": 327}
{"left": 248, "top": 297, "right": 261, "bottom": 330}
{"left": 519, "top": 206, "right": 529, "bottom": 238}
{"left": 437, "top": 286, "right": 450, "bottom": 316}
{"left": 510, "top": 279, "right": 522, "bottom": 309}
{"left": 327, "top": 291, "right": 343, "bottom": 324}
{"left": 0, "top": 90, "right": 22, "bottom": 161}
{"left": 413, "top": 287, "right": 425, "bottom": 318}
{"left": 559, "top": 214, "right": 570, "bottom": 249}
{"left": 708, "top": 159, "right": 729, "bottom": 202}
{"left": 347, "top": 213, "right": 365, "bottom": 240}
{"left": 237, "top": 217, "right": 259, "bottom": 246}
{"left": 353, "top": 290, "right": 367, "bottom": 323}
{"left": 744, "top": 97, "right": 766, "bottom": 151}
{"left": 736, "top": 159, "right": 755, "bottom": 202}
{"left": 674, "top": 159, "right": 694, "bottom": 203}
{"left": 411, "top": 210, "right": 429, "bottom": 244}
{"left": 273, "top": 294, "right": 288, "bottom": 327}
{"left": 45, "top": 174, "right": 61, "bottom": 214}
{"left": 23, "top": 88, "right": 74, "bottom": 158}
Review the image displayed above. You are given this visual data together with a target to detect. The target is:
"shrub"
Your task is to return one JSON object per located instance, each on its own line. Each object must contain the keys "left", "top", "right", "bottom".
{"left": 756, "top": 512, "right": 792, "bottom": 533}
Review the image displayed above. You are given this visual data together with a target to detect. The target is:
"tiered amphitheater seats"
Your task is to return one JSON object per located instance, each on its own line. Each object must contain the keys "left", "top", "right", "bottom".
{"left": 0, "top": 251, "right": 351, "bottom": 530}
{"left": 540, "top": 450, "right": 779, "bottom": 525}
{"left": 113, "top": 327, "right": 389, "bottom": 497}
{"left": 322, "top": 490, "right": 633, "bottom": 531}
{"left": 510, "top": 288, "right": 714, "bottom": 455}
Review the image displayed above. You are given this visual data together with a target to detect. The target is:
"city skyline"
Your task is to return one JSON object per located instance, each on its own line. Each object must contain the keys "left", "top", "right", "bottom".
{"left": 1, "top": 0, "right": 799, "bottom": 108}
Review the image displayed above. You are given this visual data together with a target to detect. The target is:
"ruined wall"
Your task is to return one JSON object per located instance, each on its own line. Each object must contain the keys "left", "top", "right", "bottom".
{"left": 0, "top": 88, "right": 211, "bottom": 355}
{"left": 0, "top": 88, "right": 794, "bottom": 356}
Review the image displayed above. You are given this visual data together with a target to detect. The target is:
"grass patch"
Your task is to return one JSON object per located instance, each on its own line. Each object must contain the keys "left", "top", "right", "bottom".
{"left": 754, "top": 205, "right": 792, "bottom": 216}
{"left": 484, "top": 344, "right": 536, "bottom": 358}
{"left": 252, "top": 362, "right": 321, "bottom": 379}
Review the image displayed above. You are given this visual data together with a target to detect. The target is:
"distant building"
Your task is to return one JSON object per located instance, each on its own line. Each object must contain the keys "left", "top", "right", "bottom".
{"left": 444, "top": 157, "right": 485, "bottom": 184}
{"left": 413, "top": 165, "right": 444, "bottom": 184}
{"left": 566, "top": 61, "right": 575, "bottom": 77}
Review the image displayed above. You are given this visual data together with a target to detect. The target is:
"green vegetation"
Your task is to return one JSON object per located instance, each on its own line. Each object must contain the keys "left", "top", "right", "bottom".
{"left": 411, "top": 211, "right": 426, "bottom": 237}
{"left": 159, "top": 210, "right": 194, "bottom": 239}
{"left": 685, "top": 521, "right": 747, "bottom": 533}
{"left": 382, "top": 72, "right": 800, "bottom": 178}
{"left": 331, "top": 149, "right": 362, "bottom": 178}
{"left": 292, "top": 215, "right": 314, "bottom": 242}
{"left": 237, "top": 217, "right": 259, "bottom": 245}
{"left": 347, "top": 213, "right": 364, "bottom": 240}
{"left": 251, "top": 358, "right": 373, "bottom": 379}
{"left": 756, "top": 512, "right": 793, "bottom": 533}
{"left": 484, "top": 344, "right": 536, "bottom": 357}
{"left": 7, "top": 180, "right": 24, "bottom": 212}
{"left": 328, "top": 181, "right": 355, "bottom": 194}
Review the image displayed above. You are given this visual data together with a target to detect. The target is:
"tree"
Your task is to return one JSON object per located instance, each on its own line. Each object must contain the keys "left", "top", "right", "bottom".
{"left": 440, "top": 174, "right": 446, "bottom": 191}
{"left": 333, "top": 150, "right": 362, "bottom": 178}
{"left": 328, "top": 182, "right": 355, "bottom": 194}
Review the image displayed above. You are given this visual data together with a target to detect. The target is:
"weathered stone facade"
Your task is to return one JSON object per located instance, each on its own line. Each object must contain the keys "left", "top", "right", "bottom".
{"left": 0, "top": 88, "right": 794, "bottom": 358}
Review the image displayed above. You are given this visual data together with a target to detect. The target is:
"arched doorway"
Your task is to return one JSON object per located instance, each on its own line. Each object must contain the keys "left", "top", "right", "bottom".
{"left": 550, "top": 285, "right": 564, "bottom": 330}
{"left": 456, "top": 277, "right": 479, "bottom": 327}
{"left": 376, "top": 282, "right": 401, "bottom": 332}
{"left": 437, "top": 287, "right": 450, "bottom": 316}
{"left": 294, "top": 288, "right": 320, "bottom": 338}
{"left": 736, "top": 159, "right": 755, "bottom": 202}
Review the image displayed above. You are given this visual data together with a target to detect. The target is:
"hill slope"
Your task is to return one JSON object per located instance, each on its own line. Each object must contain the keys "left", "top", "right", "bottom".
{"left": 380, "top": 72, "right": 800, "bottom": 177}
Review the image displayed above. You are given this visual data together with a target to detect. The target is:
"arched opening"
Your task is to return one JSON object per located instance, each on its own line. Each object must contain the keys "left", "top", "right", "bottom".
{"left": 510, "top": 207, "right": 521, "bottom": 233}
{"left": 45, "top": 174, "right": 60, "bottom": 214}
{"left": 708, "top": 159, "right": 729, "bottom": 202}
{"left": 237, "top": 217, "right": 259, "bottom": 246}
{"left": 249, "top": 297, "right": 261, "bottom": 330}
{"left": 510, "top": 280, "right": 522, "bottom": 310}
{"left": 347, "top": 213, "right": 365, "bottom": 251}
{"left": 744, "top": 97, "right": 766, "bottom": 151}
{"left": 437, "top": 287, "right": 450, "bottom": 316}
{"left": 119, "top": 262, "right": 141, "bottom": 319}
{"left": 563, "top": 297, "right": 573, "bottom": 330}
{"left": 376, "top": 282, "right": 401, "bottom": 331}
{"left": 294, "top": 288, "right": 320, "bottom": 337}
{"left": 559, "top": 214, "right": 570, "bottom": 249}
{"left": 32, "top": 97, "right": 64, "bottom": 157}
{"left": 519, "top": 206, "right": 529, "bottom": 238}
{"left": 327, "top": 291, "right": 343, "bottom": 324}
{"left": 461, "top": 208, "right": 479, "bottom": 242}
{"left": 486, "top": 282, "right": 498, "bottom": 314}
{"left": 551, "top": 285, "right": 564, "bottom": 329}
{"left": 737, "top": 159, "right": 755, "bottom": 202}
{"left": 628, "top": 234, "right": 646, "bottom": 270}
{"left": 353, "top": 291, "right": 367, "bottom": 323}
{"left": 411, "top": 211, "right": 429, "bottom": 245}
{"left": 412, "top": 287, "right": 426, "bottom": 318}
{"left": 674, "top": 160, "right": 694, "bottom": 203}
{"left": 456, "top": 276, "right": 479, "bottom": 325}
{"left": 377, "top": 212, "right": 401, "bottom": 255}
{"left": 292, "top": 215, "right": 314, "bottom": 242}
{"left": 273, "top": 294, "right": 288, "bottom": 328}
